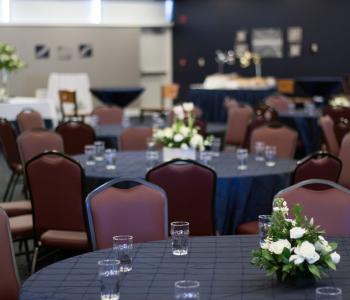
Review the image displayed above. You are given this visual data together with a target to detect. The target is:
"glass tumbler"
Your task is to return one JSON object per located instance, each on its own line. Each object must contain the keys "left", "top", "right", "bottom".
{"left": 174, "top": 280, "right": 200, "bottom": 300}
{"left": 316, "top": 287, "right": 342, "bottom": 300}
{"left": 98, "top": 259, "right": 120, "bottom": 300}
{"left": 146, "top": 150, "right": 160, "bottom": 170}
{"left": 211, "top": 137, "right": 221, "bottom": 157}
{"left": 265, "top": 145, "right": 277, "bottom": 167}
{"left": 94, "top": 141, "right": 105, "bottom": 161}
{"left": 254, "top": 141, "right": 265, "bottom": 161}
{"left": 199, "top": 151, "right": 212, "bottom": 166}
{"left": 236, "top": 148, "right": 248, "bottom": 170}
{"left": 171, "top": 221, "right": 190, "bottom": 256}
{"left": 113, "top": 235, "right": 133, "bottom": 272}
{"left": 84, "top": 145, "right": 96, "bottom": 166}
{"left": 105, "top": 149, "right": 117, "bottom": 170}
{"left": 258, "top": 215, "right": 271, "bottom": 247}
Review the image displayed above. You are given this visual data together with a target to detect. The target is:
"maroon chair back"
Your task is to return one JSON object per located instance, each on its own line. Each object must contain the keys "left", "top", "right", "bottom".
{"left": 254, "top": 104, "right": 279, "bottom": 122}
{"left": 0, "top": 208, "right": 20, "bottom": 300}
{"left": 291, "top": 151, "right": 342, "bottom": 189}
{"left": 323, "top": 106, "right": 350, "bottom": 124}
{"left": 17, "top": 129, "right": 64, "bottom": 163}
{"left": 276, "top": 180, "right": 350, "bottom": 235}
{"left": 339, "top": 132, "right": 350, "bottom": 188}
{"left": 55, "top": 121, "right": 95, "bottom": 155}
{"left": 16, "top": 109, "right": 44, "bottom": 132}
{"left": 119, "top": 127, "right": 153, "bottom": 151}
{"left": 92, "top": 106, "right": 123, "bottom": 125}
{"left": 25, "top": 152, "right": 86, "bottom": 238}
{"left": 250, "top": 124, "right": 298, "bottom": 159}
{"left": 0, "top": 118, "right": 21, "bottom": 173}
{"left": 319, "top": 115, "right": 339, "bottom": 155}
{"left": 146, "top": 159, "right": 217, "bottom": 236}
{"left": 86, "top": 178, "right": 168, "bottom": 250}
{"left": 333, "top": 119, "right": 350, "bottom": 146}
{"left": 265, "top": 94, "right": 293, "bottom": 112}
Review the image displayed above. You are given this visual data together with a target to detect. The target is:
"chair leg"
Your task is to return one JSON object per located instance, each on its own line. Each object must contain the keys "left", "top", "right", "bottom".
{"left": 3, "top": 172, "right": 15, "bottom": 202}
{"left": 8, "top": 173, "right": 20, "bottom": 201}
{"left": 31, "top": 246, "right": 39, "bottom": 274}
{"left": 23, "top": 240, "right": 31, "bottom": 272}
{"left": 21, "top": 176, "right": 29, "bottom": 199}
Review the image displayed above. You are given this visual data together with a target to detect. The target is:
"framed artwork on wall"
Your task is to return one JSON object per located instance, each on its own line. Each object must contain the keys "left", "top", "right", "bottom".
{"left": 252, "top": 28, "right": 283, "bottom": 58}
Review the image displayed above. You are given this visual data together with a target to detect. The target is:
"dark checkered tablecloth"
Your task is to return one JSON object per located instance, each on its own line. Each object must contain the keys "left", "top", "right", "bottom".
{"left": 20, "top": 235, "right": 350, "bottom": 299}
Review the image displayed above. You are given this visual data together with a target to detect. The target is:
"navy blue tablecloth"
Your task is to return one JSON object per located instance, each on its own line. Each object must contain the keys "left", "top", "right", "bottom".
{"left": 90, "top": 87, "right": 144, "bottom": 107}
{"left": 187, "top": 88, "right": 276, "bottom": 122}
{"left": 74, "top": 152, "right": 295, "bottom": 235}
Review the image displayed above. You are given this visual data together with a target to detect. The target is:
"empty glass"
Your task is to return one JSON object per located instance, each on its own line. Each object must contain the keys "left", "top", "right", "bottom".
{"left": 105, "top": 149, "right": 117, "bottom": 170}
{"left": 236, "top": 148, "right": 248, "bottom": 170}
{"left": 254, "top": 141, "right": 265, "bottom": 161}
{"left": 94, "top": 141, "right": 105, "bottom": 161}
{"left": 199, "top": 150, "right": 212, "bottom": 166}
{"left": 265, "top": 145, "right": 277, "bottom": 167}
{"left": 122, "top": 115, "right": 130, "bottom": 128}
{"left": 113, "top": 235, "right": 133, "bottom": 272}
{"left": 174, "top": 280, "right": 200, "bottom": 300}
{"left": 98, "top": 259, "right": 120, "bottom": 300}
{"left": 258, "top": 215, "right": 271, "bottom": 247}
{"left": 316, "top": 287, "right": 342, "bottom": 300}
{"left": 171, "top": 221, "right": 190, "bottom": 256}
{"left": 210, "top": 137, "right": 221, "bottom": 157}
{"left": 90, "top": 114, "right": 99, "bottom": 128}
{"left": 146, "top": 137, "right": 156, "bottom": 151}
{"left": 84, "top": 145, "right": 96, "bottom": 166}
{"left": 146, "top": 150, "right": 160, "bottom": 170}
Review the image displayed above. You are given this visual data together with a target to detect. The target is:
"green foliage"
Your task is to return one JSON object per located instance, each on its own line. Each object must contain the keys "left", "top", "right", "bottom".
{"left": 0, "top": 43, "right": 26, "bottom": 72}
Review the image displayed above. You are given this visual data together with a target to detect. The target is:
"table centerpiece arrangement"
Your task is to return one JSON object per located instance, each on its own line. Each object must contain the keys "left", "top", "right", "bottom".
{"left": 0, "top": 42, "right": 26, "bottom": 101}
{"left": 251, "top": 198, "right": 341, "bottom": 287}
{"left": 153, "top": 102, "right": 211, "bottom": 161}
{"left": 329, "top": 95, "right": 350, "bottom": 108}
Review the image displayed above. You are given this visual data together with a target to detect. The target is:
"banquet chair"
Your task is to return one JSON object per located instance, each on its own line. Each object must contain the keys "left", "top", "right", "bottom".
{"left": 254, "top": 104, "right": 279, "bottom": 122}
{"left": 323, "top": 106, "right": 350, "bottom": 124}
{"left": 16, "top": 109, "right": 45, "bottom": 132}
{"left": 55, "top": 121, "right": 95, "bottom": 155}
{"left": 265, "top": 94, "right": 293, "bottom": 112}
{"left": 291, "top": 151, "right": 342, "bottom": 189}
{"left": 0, "top": 208, "right": 21, "bottom": 300}
{"left": 250, "top": 123, "right": 298, "bottom": 159}
{"left": 319, "top": 115, "right": 339, "bottom": 155}
{"left": 26, "top": 151, "right": 89, "bottom": 273}
{"left": 17, "top": 129, "right": 64, "bottom": 163}
{"left": 339, "top": 132, "right": 350, "bottom": 188}
{"left": 119, "top": 127, "right": 153, "bottom": 151}
{"left": 225, "top": 105, "right": 253, "bottom": 148}
{"left": 92, "top": 106, "right": 123, "bottom": 125}
{"left": 86, "top": 178, "right": 168, "bottom": 250}
{"left": 146, "top": 159, "right": 217, "bottom": 236}
{"left": 333, "top": 118, "right": 350, "bottom": 145}
{"left": 0, "top": 118, "right": 24, "bottom": 201}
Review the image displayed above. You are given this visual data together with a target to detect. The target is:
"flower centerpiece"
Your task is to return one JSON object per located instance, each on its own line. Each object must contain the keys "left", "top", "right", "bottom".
{"left": 251, "top": 198, "right": 340, "bottom": 286}
{"left": 0, "top": 42, "right": 26, "bottom": 100}
{"left": 154, "top": 102, "right": 211, "bottom": 161}
{"left": 329, "top": 95, "right": 350, "bottom": 108}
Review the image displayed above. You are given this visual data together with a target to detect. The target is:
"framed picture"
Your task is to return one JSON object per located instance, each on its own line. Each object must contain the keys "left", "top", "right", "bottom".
{"left": 252, "top": 28, "right": 283, "bottom": 58}
{"left": 35, "top": 44, "right": 50, "bottom": 59}
{"left": 288, "top": 27, "right": 303, "bottom": 43}
{"left": 289, "top": 44, "right": 302, "bottom": 57}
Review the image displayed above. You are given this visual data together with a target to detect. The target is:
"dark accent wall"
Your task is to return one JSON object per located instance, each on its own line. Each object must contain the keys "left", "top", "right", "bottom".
{"left": 173, "top": 0, "right": 350, "bottom": 91}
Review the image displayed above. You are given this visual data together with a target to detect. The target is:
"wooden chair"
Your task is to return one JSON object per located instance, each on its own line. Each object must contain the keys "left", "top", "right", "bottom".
{"left": 59, "top": 90, "right": 90, "bottom": 122}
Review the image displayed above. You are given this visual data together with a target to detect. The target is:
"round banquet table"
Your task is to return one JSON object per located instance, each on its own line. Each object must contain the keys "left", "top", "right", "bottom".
{"left": 74, "top": 152, "right": 296, "bottom": 235}
{"left": 19, "top": 235, "right": 350, "bottom": 300}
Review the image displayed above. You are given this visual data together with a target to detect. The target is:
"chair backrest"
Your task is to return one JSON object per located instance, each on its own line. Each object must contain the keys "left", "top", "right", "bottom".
{"left": 265, "top": 94, "right": 293, "bottom": 112}
{"left": 26, "top": 152, "right": 86, "bottom": 238}
{"left": 146, "top": 159, "right": 217, "bottom": 236}
{"left": 17, "top": 129, "right": 64, "bottom": 164}
{"left": 291, "top": 151, "right": 342, "bottom": 188}
{"left": 86, "top": 178, "right": 168, "bottom": 250}
{"left": 59, "top": 90, "right": 78, "bottom": 117}
{"left": 119, "top": 127, "right": 153, "bottom": 151}
{"left": 0, "top": 118, "right": 21, "bottom": 172}
{"left": 162, "top": 84, "right": 179, "bottom": 101}
{"left": 16, "top": 109, "right": 44, "bottom": 132}
{"left": 319, "top": 115, "right": 339, "bottom": 155}
{"left": 323, "top": 106, "right": 350, "bottom": 124}
{"left": 250, "top": 124, "right": 298, "bottom": 159}
{"left": 339, "top": 132, "right": 350, "bottom": 188}
{"left": 276, "top": 179, "right": 350, "bottom": 235}
{"left": 92, "top": 106, "right": 123, "bottom": 125}
{"left": 254, "top": 104, "right": 279, "bottom": 122}
{"left": 55, "top": 121, "right": 95, "bottom": 155}
{"left": 0, "top": 208, "right": 20, "bottom": 300}
{"left": 333, "top": 119, "right": 350, "bottom": 145}
{"left": 225, "top": 105, "right": 253, "bottom": 146}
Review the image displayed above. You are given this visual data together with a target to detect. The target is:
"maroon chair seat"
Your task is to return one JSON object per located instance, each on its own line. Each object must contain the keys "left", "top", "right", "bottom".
{"left": 0, "top": 201, "right": 32, "bottom": 217}
{"left": 236, "top": 221, "right": 258, "bottom": 235}
{"left": 9, "top": 214, "right": 33, "bottom": 237}
{"left": 146, "top": 159, "right": 217, "bottom": 236}
{"left": 16, "top": 109, "right": 45, "bottom": 133}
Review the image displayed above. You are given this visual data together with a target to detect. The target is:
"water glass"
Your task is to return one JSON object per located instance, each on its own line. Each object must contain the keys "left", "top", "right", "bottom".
{"left": 254, "top": 141, "right": 265, "bottom": 161}
{"left": 122, "top": 115, "right": 130, "bottom": 128}
{"left": 90, "top": 114, "right": 99, "bottom": 128}
{"left": 113, "top": 235, "right": 133, "bottom": 272}
{"left": 146, "top": 137, "right": 156, "bottom": 151}
{"left": 259, "top": 215, "right": 271, "bottom": 247}
{"left": 174, "top": 280, "right": 200, "bottom": 300}
{"left": 84, "top": 145, "right": 96, "bottom": 166}
{"left": 210, "top": 137, "right": 221, "bottom": 157}
{"left": 94, "top": 141, "right": 105, "bottom": 161}
{"left": 199, "top": 151, "right": 212, "bottom": 166}
{"left": 265, "top": 145, "right": 277, "bottom": 167}
{"left": 146, "top": 150, "right": 160, "bottom": 170}
{"left": 236, "top": 148, "right": 248, "bottom": 170}
{"left": 305, "top": 102, "right": 316, "bottom": 115}
{"left": 98, "top": 259, "right": 120, "bottom": 300}
{"left": 105, "top": 149, "right": 117, "bottom": 170}
{"left": 171, "top": 221, "right": 190, "bottom": 256}
{"left": 316, "top": 287, "right": 342, "bottom": 300}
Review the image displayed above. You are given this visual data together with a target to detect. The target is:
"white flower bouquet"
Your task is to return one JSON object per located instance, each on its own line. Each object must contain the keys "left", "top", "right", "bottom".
{"left": 329, "top": 95, "right": 350, "bottom": 108}
{"left": 251, "top": 198, "right": 340, "bottom": 284}
{"left": 153, "top": 102, "right": 211, "bottom": 151}
{"left": 0, "top": 43, "right": 26, "bottom": 71}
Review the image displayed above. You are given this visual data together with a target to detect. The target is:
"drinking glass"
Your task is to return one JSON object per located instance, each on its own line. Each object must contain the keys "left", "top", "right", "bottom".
{"left": 316, "top": 287, "right": 342, "bottom": 300}
{"left": 265, "top": 145, "right": 277, "bottom": 167}
{"left": 113, "top": 235, "right": 133, "bottom": 272}
{"left": 210, "top": 137, "right": 221, "bottom": 157}
{"left": 122, "top": 115, "right": 130, "bottom": 128}
{"left": 199, "top": 150, "right": 212, "bottom": 166}
{"left": 171, "top": 221, "right": 190, "bottom": 256}
{"left": 287, "top": 102, "right": 295, "bottom": 113}
{"left": 254, "top": 141, "right": 265, "bottom": 161}
{"left": 236, "top": 148, "right": 248, "bottom": 170}
{"left": 174, "top": 280, "right": 200, "bottom": 300}
{"left": 105, "top": 149, "right": 117, "bottom": 170}
{"left": 84, "top": 145, "right": 96, "bottom": 166}
{"left": 146, "top": 137, "right": 156, "bottom": 151}
{"left": 98, "top": 259, "right": 120, "bottom": 300}
{"left": 94, "top": 141, "right": 105, "bottom": 161}
{"left": 258, "top": 215, "right": 271, "bottom": 247}
{"left": 146, "top": 150, "right": 160, "bottom": 170}
{"left": 90, "top": 114, "right": 99, "bottom": 128}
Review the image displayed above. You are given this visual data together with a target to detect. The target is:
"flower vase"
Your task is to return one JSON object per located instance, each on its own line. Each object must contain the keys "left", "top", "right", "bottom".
{"left": 276, "top": 270, "right": 316, "bottom": 288}
{"left": 0, "top": 69, "right": 9, "bottom": 101}
{"left": 162, "top": 147, "right": 196, "bottom": 162}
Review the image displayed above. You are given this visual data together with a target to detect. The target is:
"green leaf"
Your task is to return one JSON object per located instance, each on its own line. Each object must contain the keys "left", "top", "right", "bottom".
{"left": 308, "top": 264, "right": 321, "bottom": 279}
{"left": 325, "top": 259, "right": 337, "bottom": 271}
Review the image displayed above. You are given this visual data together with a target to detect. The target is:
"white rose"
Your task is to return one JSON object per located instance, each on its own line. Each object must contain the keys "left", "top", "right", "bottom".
{"left": 273, "top": 206, "right": 289, "bottom": 214}
{"left": 286, "top": 219, "right": 297, "bottom": 226}
{"left": 315, "top": 236, "right": 332, "bottom": 253}
{"left": 289, "top": 254, "right": 305, "bottom": 265}
{"left": 180, "top": 143, "right": 189, "bottom": 150}
{"left": 290, "top": 227, "right": 306, "bottom": 239}
{"left": 190, "top": 134, "right": 203, "bottom": 149}
{"left": 294, "top": 241, "right": 320, "bottom": 264}
{"left": 173, "top": 105, "right": 185, "bottom": 120}
{"left": 182, "top": 102, "right": 194, "bottom": 112}
{"left": 154, "top": 129, "right": 164, "bottom": 139}
{"left": 330, "top": 252, "right": 341, "bottom": 264}
{"left": 180, "top": 126, "right": 190, "bottom": 137}
{"left": 163, "top": 128, "right": 173, "bottom": 139}
{"left": 268, "top": 239, "right": 291, "bottom": 255}
{"left": 174, "top": 133, "right": 184, "bottom": 142}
